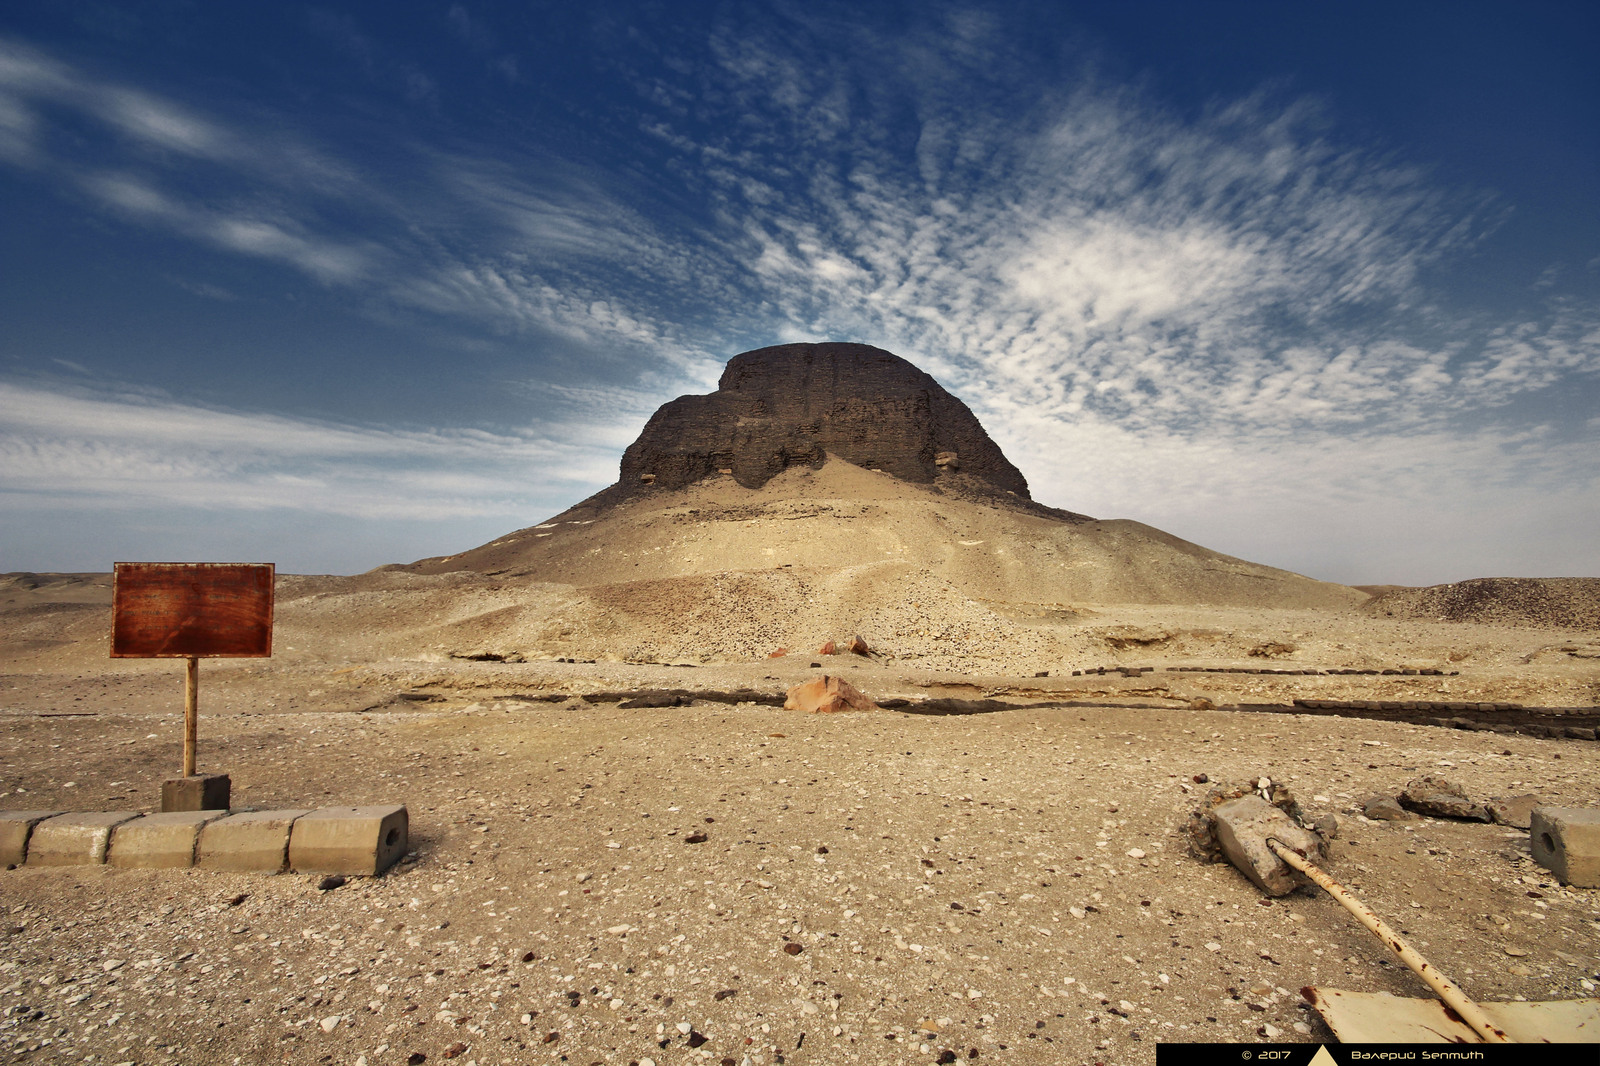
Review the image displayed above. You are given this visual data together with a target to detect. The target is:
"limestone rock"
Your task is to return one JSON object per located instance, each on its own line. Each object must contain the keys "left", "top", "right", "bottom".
{"left": 618, "top": 343, "right": 1031, "bottom": 497}
{"left": 1398, "top": 775, "right": 1491, "bottom": 821}
{"left": 784, "top": 675, "right": 878, "bottom": 714}
{"left": 1185, "top": 779, "right": 1307, "bottom": 863}
{"left": 1210, "top": 795, "right": 1324, "bottom": 897}
{"left": 1360, "top": 795, "right": 1416, "bottom": 821}
{"left": 1488, "top": 794, "right": 1542, "bottom": 829}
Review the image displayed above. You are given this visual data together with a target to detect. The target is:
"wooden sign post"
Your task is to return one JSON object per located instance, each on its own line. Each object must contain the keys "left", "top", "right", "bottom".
{"left": 112, "top": 563, "right": 274, "bottom": 811}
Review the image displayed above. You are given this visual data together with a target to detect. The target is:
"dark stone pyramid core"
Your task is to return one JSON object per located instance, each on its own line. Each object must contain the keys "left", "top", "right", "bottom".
{"left": 617, "top": 342, "right": 1032, "bottom": 498}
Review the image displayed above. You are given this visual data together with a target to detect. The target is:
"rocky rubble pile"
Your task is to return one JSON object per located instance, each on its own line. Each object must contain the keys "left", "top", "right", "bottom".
{"left": 1365, "top": 578, "right": 1600, "bottom": 630}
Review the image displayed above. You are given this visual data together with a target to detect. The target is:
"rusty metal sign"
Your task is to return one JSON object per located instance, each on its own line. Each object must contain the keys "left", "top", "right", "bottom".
{"left": 111, "top": 563, "right": 274, "bottom": 658}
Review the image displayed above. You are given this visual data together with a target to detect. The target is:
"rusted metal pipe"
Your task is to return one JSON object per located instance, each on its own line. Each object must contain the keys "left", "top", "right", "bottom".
{"left": 183, "top": 656, "right": 198, "bottom": 777}
{"left": 1266, "top": 837, "right": 1510, "bottom": 1043}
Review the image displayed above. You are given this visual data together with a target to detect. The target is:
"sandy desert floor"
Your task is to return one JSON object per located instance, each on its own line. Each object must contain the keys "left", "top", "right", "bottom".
{"left": 0, "top": 576, "right": 1597, "bottom": 1066}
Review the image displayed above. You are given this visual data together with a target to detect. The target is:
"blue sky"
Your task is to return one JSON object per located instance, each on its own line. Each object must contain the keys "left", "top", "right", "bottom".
{"left": 1, "top": 1, "right": 1595, "bottom": 585}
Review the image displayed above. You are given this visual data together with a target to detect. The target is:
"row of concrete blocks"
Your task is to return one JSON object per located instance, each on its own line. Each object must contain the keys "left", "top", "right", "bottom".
{"left": 0, "top": 806, "right": 407, "bottom": 876}
{"left": 1295, "top": 698, "right": 1525, "bottom": 712}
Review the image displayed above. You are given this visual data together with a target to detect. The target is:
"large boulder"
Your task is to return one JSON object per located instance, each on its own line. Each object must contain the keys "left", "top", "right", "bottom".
{"left": 784, "top": 675, "right": 879, "bottom": 714}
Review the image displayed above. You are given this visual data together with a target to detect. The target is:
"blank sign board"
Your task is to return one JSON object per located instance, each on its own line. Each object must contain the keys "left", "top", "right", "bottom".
{"left": 111, "top": 563, "right": 274, "bottom": 658}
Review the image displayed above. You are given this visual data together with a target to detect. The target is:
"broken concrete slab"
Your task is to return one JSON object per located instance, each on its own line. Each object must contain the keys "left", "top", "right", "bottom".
{"left": 1211, "top": 794, "right": 1324, "bottom": 896}
{"left": 196, "top": 809, "right": 311, "bottom": 873}
{"left": 1530, "top": 807, "right": 1600, "bottom": 888}
{"left": 25, "top": 812, "right": 140, "bottom": 866}
{"left": 1398, "top": 775, "right": 1490, "bottom": 821}
{"left": 0, "top": 811, "right": 62, "bottom": 866}
{"left": 288, "top": 805, "right": 408, "bottom": 876}
{"left": 109, "top": 810, "right": 228, "bottom": 869}
{"left": 1307, "top": 986, "right": 1600, "bottom": 1044}
{"left": 1488, "top": 794, "right": 1542, "bottom": 830}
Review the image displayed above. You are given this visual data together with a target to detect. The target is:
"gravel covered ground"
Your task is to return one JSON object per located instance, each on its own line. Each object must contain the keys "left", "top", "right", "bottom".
{"left": 2, "top": 668, "right": 1598, "bottom": 1066}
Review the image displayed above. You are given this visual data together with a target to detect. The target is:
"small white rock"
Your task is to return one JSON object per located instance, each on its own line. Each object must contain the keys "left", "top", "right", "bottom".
{"left": 1126, "top": 848, "right": 1146, "bottom": 859}
{"left": 676, "top": 1021, "right": 693, "bottom": 1034}
{"left": 320, "top": 1015, "right": 341, "bottom": 1033}
{"left": 102, "top": 959, "right": 125, "bottom": 972}
{"left": 1205, "top": 942, "right": 1221, "bottom": 952}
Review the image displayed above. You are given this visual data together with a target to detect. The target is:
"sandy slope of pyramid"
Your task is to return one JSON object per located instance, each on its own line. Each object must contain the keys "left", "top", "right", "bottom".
{"left": 405, "top": 457, "right": 1360, "bottom": 610}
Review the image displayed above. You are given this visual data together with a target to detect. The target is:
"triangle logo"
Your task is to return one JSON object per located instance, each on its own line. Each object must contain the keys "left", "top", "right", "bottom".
{"left": 1308, "top": 1046, "right": 1339, "bottom": 1066}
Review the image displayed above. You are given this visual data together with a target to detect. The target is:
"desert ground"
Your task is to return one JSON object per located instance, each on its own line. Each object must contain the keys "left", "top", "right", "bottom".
{"left": 1, "top": 562, "right": 1598, "bottom": 1066}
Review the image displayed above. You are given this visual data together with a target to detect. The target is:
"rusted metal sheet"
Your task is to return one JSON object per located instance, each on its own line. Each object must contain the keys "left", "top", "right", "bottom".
{"left": 111, "top": 563, "right": 274, "bottom": 658}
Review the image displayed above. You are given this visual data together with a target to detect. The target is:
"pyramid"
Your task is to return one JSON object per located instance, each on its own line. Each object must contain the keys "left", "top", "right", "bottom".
{"left": 394, "top": 343, "right": 1360, "bottom": 661}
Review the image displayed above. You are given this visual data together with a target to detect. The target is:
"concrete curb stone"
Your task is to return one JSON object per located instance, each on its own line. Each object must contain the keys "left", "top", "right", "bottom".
{"left": 197, "top": 809, "right": 312, "bottom": 873}
{"left": 1530, "top": 806, "right": 1600, "bottom": 888}
{"left": 289, "top": 805, "right": 408, "bottom": 876}
{"left": 109, "top": 811, "right": 230, "bottom": 869}
{"left": 0, "top": 811, "right": 63, "bottom": 866}
{"left": 26, "top": 812, "right": 141, "bottom": 866}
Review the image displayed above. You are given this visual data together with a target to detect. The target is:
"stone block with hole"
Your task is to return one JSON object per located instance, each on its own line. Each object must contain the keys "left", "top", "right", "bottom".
{"left": 0, "top": 811, "right": 62, "bottom": 866}
{"left": 289, "top": 805, "right": 408, "bottom": 875}
{"left": 109, "top": 810, "right": 228, "bottom": 869}
{"left": 25, "top": 812, "right": 140, "bottom": 866}
{"left": 1530, "top": 806, "right": 1600, "bottom": 888}
{"left": 196, "top": 809, "right": 311, "bottom": 873}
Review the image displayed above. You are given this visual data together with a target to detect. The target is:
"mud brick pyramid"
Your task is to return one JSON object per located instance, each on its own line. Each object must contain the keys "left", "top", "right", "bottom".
{"left": 617, "top": 341, "right": 1032, "bottom": 497}
{"left": 399, "top": 342, "right": 1364, "bottom": 617}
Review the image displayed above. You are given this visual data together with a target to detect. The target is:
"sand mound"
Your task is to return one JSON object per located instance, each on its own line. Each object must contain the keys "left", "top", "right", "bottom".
{"left": 1364, "top": 577, "right": 1600, "bottom": 630}
{"left": 403, "top": 457, "right": 1361, "bottom": 611}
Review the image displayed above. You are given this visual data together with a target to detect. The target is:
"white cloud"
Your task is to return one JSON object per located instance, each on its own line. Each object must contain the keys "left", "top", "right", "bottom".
{"left": 0, "top": 381, "right": 618, "bottom": 521}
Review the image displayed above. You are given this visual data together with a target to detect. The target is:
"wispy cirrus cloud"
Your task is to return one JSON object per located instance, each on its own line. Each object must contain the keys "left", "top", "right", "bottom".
{"left": 0, "top": 32, "right": 723, "bottom": 372}
{"left": 0, "top": 380, "right": 614, "bottom": 520}
{"left": 1, "top": 10, "right": 1595, "bottom": 582}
